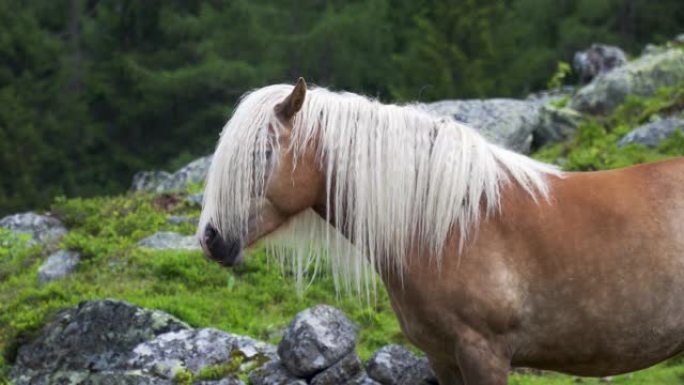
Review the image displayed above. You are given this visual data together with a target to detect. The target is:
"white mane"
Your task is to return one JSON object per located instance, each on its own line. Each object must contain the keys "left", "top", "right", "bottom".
{"left": 199, "top": 84, "right": 560, "bottom": 295}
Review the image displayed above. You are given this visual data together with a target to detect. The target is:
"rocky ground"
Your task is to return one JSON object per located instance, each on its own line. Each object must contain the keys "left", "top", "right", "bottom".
{"left": 11, "top": 300, "right": 435, "bottom": 385}
{"left": 2, "top": 37, "right": 684, "bottom": 385}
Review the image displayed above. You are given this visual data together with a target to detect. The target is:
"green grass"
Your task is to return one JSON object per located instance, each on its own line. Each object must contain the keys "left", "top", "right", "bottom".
{"left": 2, "top": 86, "right": 684, "bottom": 384}
{"left": 0, "top": 193, "right": 404, "bottom": 382}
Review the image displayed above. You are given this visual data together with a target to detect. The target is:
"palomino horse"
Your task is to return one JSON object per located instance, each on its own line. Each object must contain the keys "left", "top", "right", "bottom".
{"left": 198, "top": 78, "right": 684, "bottom": 384}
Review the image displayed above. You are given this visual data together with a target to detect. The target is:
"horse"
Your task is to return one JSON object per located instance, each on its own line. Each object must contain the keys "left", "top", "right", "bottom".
{"left": 197, "top": 78, "right": 684, "bottom": 385}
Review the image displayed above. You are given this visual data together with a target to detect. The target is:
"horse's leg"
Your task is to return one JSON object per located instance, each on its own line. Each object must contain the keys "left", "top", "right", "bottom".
{"left": 455, "top": 331, "right": 510, "bottom": 385}
{"left": 429, "top": 359, "right": 464, "bottom": 385}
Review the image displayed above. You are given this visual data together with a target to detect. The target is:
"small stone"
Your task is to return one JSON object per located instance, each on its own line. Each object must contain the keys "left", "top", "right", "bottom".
{"left": 37, "top": 250, "right": 81, "bottom": 283}
{"left": 0, "top": 212, "right": 67, "bottom": 245}
{"left": 187, "top": 193, "right": 204, "bottom": 207}
{"left": 310, "top": 353, "right": 361, "bottom": 385}
{"left": 138, "top": 231, "right": 199, "bottom": 250}
{"left": 278, "top": 305, "right": 358, "bottom": 377}
{"left": 249, "top": 361, "right": 307, "bottom": 385}
{"left": 367, "top": 345, "right": 422, "bottom": 385}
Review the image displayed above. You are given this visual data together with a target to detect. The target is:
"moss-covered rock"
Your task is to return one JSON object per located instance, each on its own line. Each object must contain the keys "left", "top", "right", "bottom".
{"left": 571, "top": 48, "right": 684, "bottom": 114}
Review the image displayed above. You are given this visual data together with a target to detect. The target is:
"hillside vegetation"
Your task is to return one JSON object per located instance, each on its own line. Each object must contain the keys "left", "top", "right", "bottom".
{"left": 3, "top": 64, "right": 684, "bottom": 384}
{"left": 2, "top": 0, "right": 684, "bottom": 215}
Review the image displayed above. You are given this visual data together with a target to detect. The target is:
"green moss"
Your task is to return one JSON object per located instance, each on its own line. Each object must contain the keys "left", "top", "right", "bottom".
{"left": 173, "top": 369, "right": 194, "bottom": 385}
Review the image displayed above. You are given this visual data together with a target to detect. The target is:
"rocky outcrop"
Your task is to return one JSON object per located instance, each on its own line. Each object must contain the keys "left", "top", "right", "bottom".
{"left": 573, "top": 44, "right": 627, "bottom": 84}
{"left": 138, "top": 231, "right": 200, "bottom": 251}
{"left": 571, "top": 48, "right": 684, "bottom": 114}
{"left": 532, "top": 105, "right": 584, "bottom": 149}
{"left": 425, "top": 99, "right": 542, "bottom": 153}
{"left": 617, "top": 117, "right": 684, "bottom": 148}
{"left": 132, "top": 156, "right": 212, "bottom": 193}
{"left": 0, "top": 212, "right": 68, "bottom": 245}
{"left": 37, "top": 250, "right": 81, "bottom": 283}
{"left": 11, "top": 300, "right": 190, "bottom": 385}
{"left": 10, "top": 301, "right": 432, "bottom": 385}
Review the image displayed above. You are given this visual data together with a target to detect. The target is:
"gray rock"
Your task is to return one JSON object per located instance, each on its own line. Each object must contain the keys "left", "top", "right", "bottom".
{"left": 525, "top": 86, "right": 575, "bottom": 105}
{"left": 187, "top": 192, "right": 204, "bottom": 207}
{"left": 571, "top": 48, "right": 684, "bottom": 114}
{"left": 675, "top": 34, "right": 684, "bottom": 44}
{"left": 424, "top": 99, "right": 542, "bottom": 153}
{"left": 132, "top": 155, "right": 212, "bottom": 193}
{"left": 617, "top": 117, "right": 684, "bottom": 148}
{"left": 573, "top": 44, "right": 627, "bottom": 84}
{"left": 278, "top": 305, "right": 358, "bottom": 378}
{"left": 15, "top": 370, "right": 173, "bottom": 385}
{"left": 194, "top": 379, "right": 245, "bottom": 385}
{"left": 366, "top": 345, "right": 422, "bottom": 385}
{"left": 128, "top": 328, "right": 276, "bottom": 379}
{"left": 0, "top": 212, "right": 67, "bottom": 245}
{"left": 533, "top": 105, "right": 584, "bottom": 148}
{"left": 642, "top": 44, "right": 667, "bottom": 56}
{"left": 138, "top": 231, "right": 199, "bottom": 250}
{"left": 37, "top": 250, "right": 81, "bottom": 283}
{"left": 249, "top": 361, "right": 307, "bottom": 385}
{"left": 310, "top": 353, "right": 362, "bottom": 385}
{"left": 11, "top": 299, "right": 189, "bottom": 384}
{"left": 396, "top": 357, "right": 437, "bottom": 385}
{"left": 347, "top": 372, "right": 382, "bottom": 385}
{"left": 167, "top": 215, "right": 198, "bottom": 226}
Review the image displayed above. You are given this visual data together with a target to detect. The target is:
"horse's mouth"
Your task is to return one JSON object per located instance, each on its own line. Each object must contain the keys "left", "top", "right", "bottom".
{"left": 201, "top": 225, "right": 244, "bottom": 267}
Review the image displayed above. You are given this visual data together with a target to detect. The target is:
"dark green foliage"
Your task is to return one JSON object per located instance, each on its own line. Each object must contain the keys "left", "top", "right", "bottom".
{"left": 1, "top": 0, "right": 684, "bottom": 214}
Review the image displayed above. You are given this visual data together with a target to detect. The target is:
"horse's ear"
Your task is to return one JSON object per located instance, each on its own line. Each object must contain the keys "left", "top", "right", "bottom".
{"left": 276, "top": 77, "right": 307, "bottom": 121}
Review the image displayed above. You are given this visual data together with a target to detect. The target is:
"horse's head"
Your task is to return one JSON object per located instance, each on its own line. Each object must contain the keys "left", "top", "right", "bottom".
{"left": 198, "top": 78, "right": 325, "bottom": 266}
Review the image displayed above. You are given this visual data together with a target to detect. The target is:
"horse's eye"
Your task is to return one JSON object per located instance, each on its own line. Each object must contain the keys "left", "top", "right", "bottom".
{"left": 264, "top": 149, "right": 272, "bottom": 159}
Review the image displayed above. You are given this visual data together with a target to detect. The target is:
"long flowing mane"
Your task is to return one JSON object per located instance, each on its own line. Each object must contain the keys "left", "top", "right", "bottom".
{"left": 200, "top": 84, "right": 560, "bottom": 294}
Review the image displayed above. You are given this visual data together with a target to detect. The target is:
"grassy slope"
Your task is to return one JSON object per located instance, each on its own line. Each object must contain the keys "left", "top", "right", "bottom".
{"left": 2, "top": 85, "right": 684, "bottom": 384}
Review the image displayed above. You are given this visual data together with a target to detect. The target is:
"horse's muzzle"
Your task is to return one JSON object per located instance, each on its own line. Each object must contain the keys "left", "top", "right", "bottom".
{"left": 201, "top": 224, "right": 243, "bottom": 267}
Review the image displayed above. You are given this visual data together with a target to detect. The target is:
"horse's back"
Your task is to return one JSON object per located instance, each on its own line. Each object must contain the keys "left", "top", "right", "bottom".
{"left": 508, "top": 157, "right": 684, "bottom": 375}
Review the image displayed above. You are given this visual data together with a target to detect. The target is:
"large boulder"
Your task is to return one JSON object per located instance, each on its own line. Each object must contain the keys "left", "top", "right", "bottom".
{"left": 617, "top": 117, "right": 684, "bottom": 148}
{"left": 11, "top": 299, "right": 190, "bottom": 385}
{"left": 570, "top": 48, "right": 684, "bottom": 114}
{"left": 132, "top": 155, "right": 212, "bottom": 193}
{"left": 37, "top": 250, "right": 81, "bottom": 283}
{"left": 0, "top": 212, "right": 67, "bottom": 245}
{"left": 277, "top": 305, "right": 358, "bottom": 378}
{"left": 138, "top": 231, "right": 200, "bottom": 251}
{"left": 424, "top": 99, "right": 542, "bottom": 153}
{"left": 573, "top": 44, "right": 627, "bottom": 84}
{"left": 532, "top": 105, "right": 584, "bottom": 149}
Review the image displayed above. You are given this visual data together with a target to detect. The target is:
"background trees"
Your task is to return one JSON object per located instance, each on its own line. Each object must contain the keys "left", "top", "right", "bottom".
{"left": 1, "top": 0, "right": 682, "bottom": 214}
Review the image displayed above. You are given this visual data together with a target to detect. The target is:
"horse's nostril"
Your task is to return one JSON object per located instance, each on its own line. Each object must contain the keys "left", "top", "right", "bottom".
{"left": 204, "top": 224, "right": 218, "bottom": 244}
